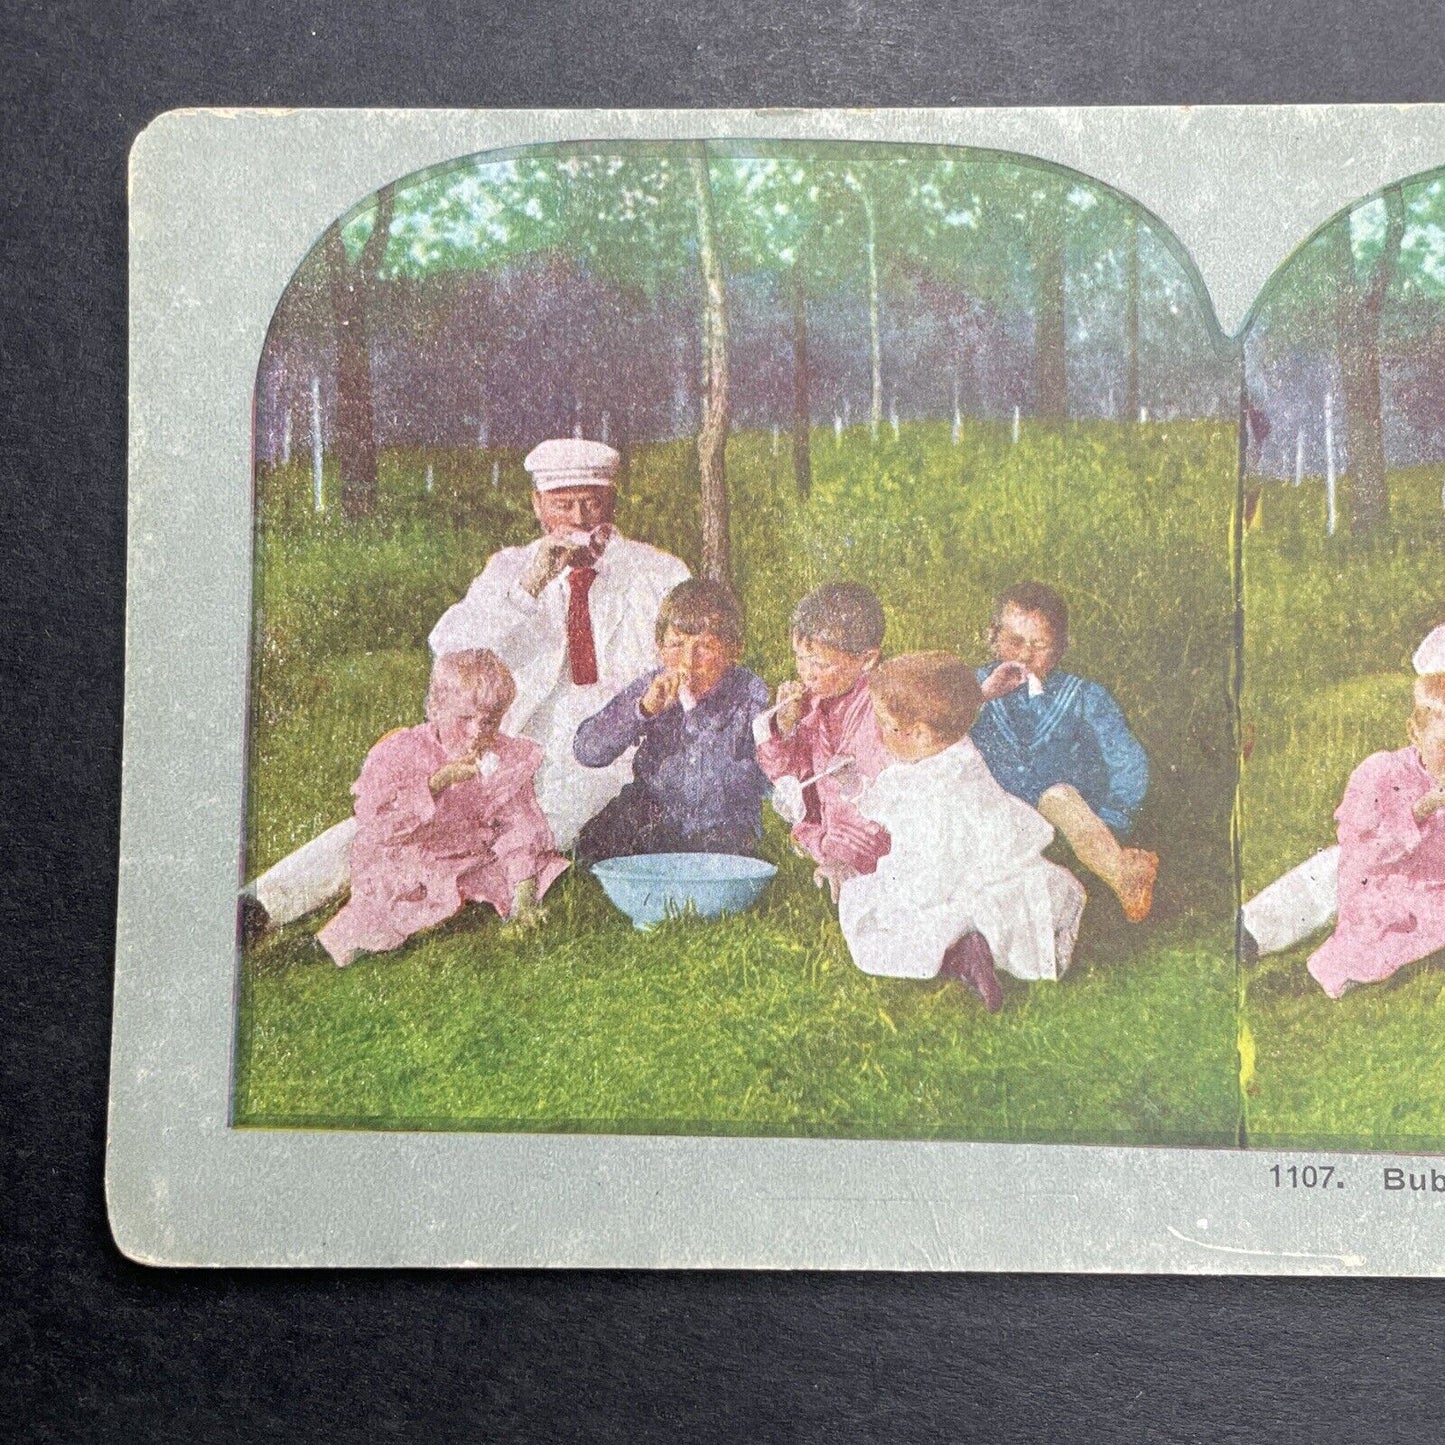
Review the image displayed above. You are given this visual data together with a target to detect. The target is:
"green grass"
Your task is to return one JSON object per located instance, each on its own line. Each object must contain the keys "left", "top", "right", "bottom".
{"left": 235, "top": 420, "right": 1242, "bottom": 1144}
{"left": 237, "top": 868, "right": 1236, "bottom": 1142}
{"left": 1241, "top": 467, "right": 1445, "bottom": 1152}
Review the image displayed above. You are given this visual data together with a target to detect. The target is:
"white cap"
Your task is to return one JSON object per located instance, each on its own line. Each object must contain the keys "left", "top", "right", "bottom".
{"left": 1414, "top": 625, "right": 1445, "bottom": 676}
{"left": 522, "top": 438, "right": 620, "bottom": 491}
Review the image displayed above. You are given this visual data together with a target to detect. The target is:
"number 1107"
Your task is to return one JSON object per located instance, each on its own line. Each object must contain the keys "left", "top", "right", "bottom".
{"left": 1270, "top": 1164, "right": 1336, "bottom": 1188}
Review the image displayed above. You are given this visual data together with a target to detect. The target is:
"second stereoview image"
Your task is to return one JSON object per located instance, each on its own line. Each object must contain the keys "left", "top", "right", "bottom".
{"left": 1239, "top": 169, "right": 1445, "bottom": 1154}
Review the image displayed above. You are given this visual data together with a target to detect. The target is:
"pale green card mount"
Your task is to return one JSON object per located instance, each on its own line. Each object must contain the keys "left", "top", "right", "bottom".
{"left": 115, "top": 106, "right": 1445, "bottom": 1270}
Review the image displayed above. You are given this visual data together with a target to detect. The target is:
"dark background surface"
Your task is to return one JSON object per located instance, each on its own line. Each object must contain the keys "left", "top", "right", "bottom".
{"left": 4, "top": 2, "right": 1443, "bottom": 1439}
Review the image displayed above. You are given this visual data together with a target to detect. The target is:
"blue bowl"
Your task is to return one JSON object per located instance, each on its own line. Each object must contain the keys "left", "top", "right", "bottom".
{"left": 590, "top": 852, "right": 778, "bottom": 929}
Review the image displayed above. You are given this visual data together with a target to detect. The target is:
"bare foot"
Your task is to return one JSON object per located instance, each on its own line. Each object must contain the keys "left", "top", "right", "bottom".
{"left": 1117, "top": 849, "right": 1159, "bottom": 923}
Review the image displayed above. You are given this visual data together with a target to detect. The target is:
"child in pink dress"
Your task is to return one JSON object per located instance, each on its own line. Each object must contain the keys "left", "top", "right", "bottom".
{"left": 318, "top": 649, "right": 568, "bottom": 968}
{"left": 754, "top": 583, "right": 893, "bottom": 902}
{"left": 754, "top": 582, "right": 1027, "bottom": 903}
{"left": 1307, "top": 674, "right": 1445, "bottom": 998}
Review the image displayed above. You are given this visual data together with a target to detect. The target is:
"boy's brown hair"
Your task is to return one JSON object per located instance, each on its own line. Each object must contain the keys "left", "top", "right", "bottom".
{"left": 656, "top": 578, "right": 745, "bottom": 648}
{"left": 868, "top": 651, "right": 983, "bottom": 744}
{"left": 992, "top": 581, "right": 1070, "bottom": 652}
{"left": 790, "top": 581, "right": 886, "bottom": 655}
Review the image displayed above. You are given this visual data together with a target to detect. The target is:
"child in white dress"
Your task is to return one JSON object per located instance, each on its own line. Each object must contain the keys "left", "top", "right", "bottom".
{"left": 838, "top": 652, "right": 1087, "bottom": 1011}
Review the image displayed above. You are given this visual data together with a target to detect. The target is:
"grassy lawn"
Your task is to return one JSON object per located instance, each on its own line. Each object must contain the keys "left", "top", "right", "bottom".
{"left": 1241, "top": 468, "right": 1445, "bottom": 1152}
{"left": 235, "top": 421, "right": 1242, "bottom": 1145}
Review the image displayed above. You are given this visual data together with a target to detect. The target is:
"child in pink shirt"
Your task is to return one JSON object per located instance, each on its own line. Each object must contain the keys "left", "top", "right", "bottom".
{"left": 318, "top": 649, "right": 568, "bottom": 968}
{"left": 1307, "top": 674, "right": 1445, "bottom": 998}
{"left": 754, "top": 583, "right": 893, "bottom": 901}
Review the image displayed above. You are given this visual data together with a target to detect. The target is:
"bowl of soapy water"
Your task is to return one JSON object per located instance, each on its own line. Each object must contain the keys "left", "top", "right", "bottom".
{"left": 590, "top": 852, "right": 778, "bottom": 929}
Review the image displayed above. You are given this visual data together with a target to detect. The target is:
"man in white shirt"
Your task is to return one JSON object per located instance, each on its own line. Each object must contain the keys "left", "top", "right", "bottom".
{"left": 246, "top": 438, "right": 689, "bottom": 932}
{"left": 429, "top": 438, "right": 690, "bottom": 848}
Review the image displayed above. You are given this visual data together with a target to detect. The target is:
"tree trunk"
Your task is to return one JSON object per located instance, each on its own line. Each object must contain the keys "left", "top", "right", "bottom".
{"left": 952, "top": 304, "right": 980, "bottom": 432}
{"left": 672, "top": 331, "right": 690, "bottom": 436}
{"left": 1033, "top": 199, "right": 1068, "bottom": 420}
{"left": 700, "top": 278, "right": 713, "bottom": 405}
{"left": 326, "top": 182, "right": 395, "bottom": 520}
{"left": 1123, "top": 209, "right": 1141, "bottom": 423}
{"left": 1335, "top": 184, "right": 1405, "bottom": 534}
{"left": 691, "top": 146, "right": 732, "bottom": 585}
{"left": 790, "top": 257, "right": 812, "bottom": 502}
{"left": 310, "top": 375, "right": 325, "bottom": 514}
{"left": 860, "top": 184, "right": 882, "bottom": 439}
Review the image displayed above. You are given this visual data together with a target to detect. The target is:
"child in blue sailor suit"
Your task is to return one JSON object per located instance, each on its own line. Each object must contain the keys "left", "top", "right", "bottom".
{"left": 573, "top": 579, "right": 771, "bottom": 865}
{"left": 971, "top": 582, "right": 1159, "bottom": 922}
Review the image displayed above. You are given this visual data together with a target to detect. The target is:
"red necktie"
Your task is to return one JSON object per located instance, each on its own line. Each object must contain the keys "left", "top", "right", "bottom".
{"left": 567, "top": 566, "right": 599, "bottom": 685}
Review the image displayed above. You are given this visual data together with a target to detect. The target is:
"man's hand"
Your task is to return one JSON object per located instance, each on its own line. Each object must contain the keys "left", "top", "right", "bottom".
{"left": 640, "top": 670, "right": 681, "bottom": 718}
{"left": 1414, "top": 784, "right": 1445, "bottom": 825}
{"left": 813, "top": 858, "right": 861, "bottom": 904}
{"left": 774, "top": 679, "right": 808, "bottom": 736}
{"left": 520, "top": 535, "right": 579, "bottom": 598}
{"left": 429, "top": 759, "right": 478, "bottom": 794}
{"left": 981, "top": 661, "right": 1028, "bottom": 701}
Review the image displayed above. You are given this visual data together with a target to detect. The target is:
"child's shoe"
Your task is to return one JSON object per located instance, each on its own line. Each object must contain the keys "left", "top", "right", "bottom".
{"left": 238, "top": 892, "right": 273, "bottom": 948}
{"left": 941, "top": 931, "right": 1004, "bottom": 1013}
{"left": 1237, "top": 917, "right": 1260, "bottom": 967}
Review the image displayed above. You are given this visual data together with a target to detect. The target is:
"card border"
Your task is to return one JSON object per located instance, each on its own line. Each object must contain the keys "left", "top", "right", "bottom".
{"left": 113, "top": 105, "right": 1445, "bottom": 1271}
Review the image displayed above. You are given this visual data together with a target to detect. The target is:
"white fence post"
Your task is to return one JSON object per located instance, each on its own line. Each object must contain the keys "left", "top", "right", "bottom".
{"left": 1294, "top": 427, "right": 1304, "bottom": 487}
{"left": 491, "top": 457, "right": 500, "bottom": 489}
{"left": 310, "top": 376, "right": 324, "bottom": 514}
{"left": 281, "top": 407, "right": 293, "bottom": 466}
{"left": 424, "top": 462, "right": 434, "bottom": 494}
{"left": 889, "top": 397, "right": 900, "bottom": 441}
{"left": 833, "top": 413, "right": 843, "bottom": 447}
{"left": 771, "top": 424, "right": 780, "bottom": 456}
{"left": 1324, "top": 391, "right": 1337, "bottom": 537}
{"left": 1011, "top": 406, "right": 1020, "bottom": 445}
{"left": 600, "top": 411, "right": 610, "bottom": 444}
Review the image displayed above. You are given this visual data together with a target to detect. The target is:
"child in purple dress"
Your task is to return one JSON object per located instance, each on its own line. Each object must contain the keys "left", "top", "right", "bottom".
{"left": 1307, "top": 674, "right": 1445, "bottom": 998}
{"left": 318, "top": 649, "right": 568, "bottom": 968}
{"left": 573, "top": 580, "right": 771, "bottom": 864}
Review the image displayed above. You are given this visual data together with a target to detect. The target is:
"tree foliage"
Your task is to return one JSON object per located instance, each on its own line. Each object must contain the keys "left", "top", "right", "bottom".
{"left": 264, "top": 139, "right": 1247, "bottom": 519}
{"left": 1246, "top": 170, "right": 1445, "bottom": 524}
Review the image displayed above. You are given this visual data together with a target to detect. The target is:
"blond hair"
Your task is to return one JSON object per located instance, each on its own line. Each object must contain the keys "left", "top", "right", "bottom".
{"left": 428, "top": 648, "right": 516, "bottom": 717}
{"left": 868, "top": 651, "right": 983, "bottom": 744}
{"left": 1411, "top": 673, "right": 1445, "bottom": 734}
